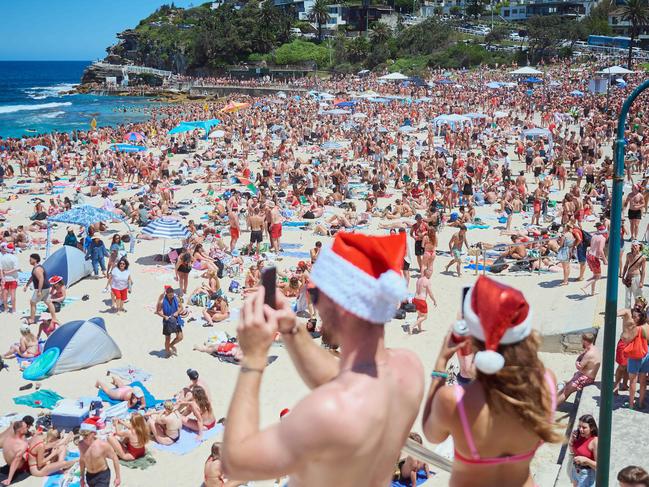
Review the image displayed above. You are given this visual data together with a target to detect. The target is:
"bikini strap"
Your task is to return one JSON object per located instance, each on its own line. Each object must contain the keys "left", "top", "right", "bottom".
{"left": 454, "top": 385, "right": 480, "bottom": 460}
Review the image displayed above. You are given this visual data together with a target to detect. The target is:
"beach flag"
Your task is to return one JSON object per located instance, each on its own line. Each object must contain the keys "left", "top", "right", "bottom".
{"left": 238, "top": 177, "right": 258, "bottom": 195}
{"left": 90, "top": 118, "right": 97, "bottom": 129}
{"left": 204, "top": 102, "right": 209, "bottom": 112}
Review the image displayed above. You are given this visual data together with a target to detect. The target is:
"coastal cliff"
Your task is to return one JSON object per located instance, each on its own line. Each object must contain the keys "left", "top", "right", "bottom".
{"left": 81, "top": 1, "right": 294, "bottom": 84}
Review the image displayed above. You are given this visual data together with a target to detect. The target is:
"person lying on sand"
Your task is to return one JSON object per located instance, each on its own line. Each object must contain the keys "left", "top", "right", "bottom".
{"left": 95, "top": 375, "right": 147, "bottom": 410}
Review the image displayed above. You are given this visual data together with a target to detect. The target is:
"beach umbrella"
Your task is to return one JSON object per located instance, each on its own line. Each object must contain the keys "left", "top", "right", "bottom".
{"left": 321, "top": 109, "right": 351, "bottom": 116}
{"left": 486, "top": 82, "right": 502, "bottom": 89}
{"left": 142, "top": 218, "right": 190, "bottom": 255}
{"left": 220, "top": 102, "right": 251, "bottom": 113}
{"left": 124, "top": 131, "right": 145, "bottom": 142}
{"left": 434, "top": 146, "right": 450, "bottom": 155}
{"left": 399, "top": 125, "right": 416, "bottom": 133}
{"left": 379, "top": 72, "right": 409, "bottom": 81}
{"left": 523, "top": 77, "right": 543, "bottom": 83}
{"left": 598, "top": 66, "right": 634, "bottom": 75}
{"left": 109, "top": 144, "right": 147, "bottom": 153}
{"left": 269, "top": 124, "right": 284, "bottom": 132}
{"left": 335, "top": 100, "right": 357, "bottom": 108}
{"left": 570, "top": 90, "right": 584, "bottom": 97}
{"left": 33, "top": 145, "right": 49, "bottom": 152}
{"left": 510, "top": 67, "right": 542, "bottom": 75}
{"left": 208, "top": 130, "right": 226, "bottom": 139}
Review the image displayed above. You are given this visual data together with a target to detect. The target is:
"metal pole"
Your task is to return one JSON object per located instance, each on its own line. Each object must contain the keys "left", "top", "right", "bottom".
{"left": 596, "top": 78, "right": 649, "bottom": 487}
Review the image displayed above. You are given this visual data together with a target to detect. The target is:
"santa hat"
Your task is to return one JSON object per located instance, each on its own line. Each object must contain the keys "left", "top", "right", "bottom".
{"left": 463, "top": 276, "right": 533, "bottom": 374}
{"left": 48, "top": 275, "right": 63, "bottom": 285}
{"left": 5, "top": 243, "right": 14, "bottom": 253}
{"left": 279, "top": 408, "right": 290, "bottom": 418}
{"left": 310, "top": 232, "right": 407, "bottom": 324}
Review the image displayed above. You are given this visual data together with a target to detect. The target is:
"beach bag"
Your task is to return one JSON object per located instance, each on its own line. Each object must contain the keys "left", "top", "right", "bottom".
{"left": 581, "top": 230, "right": 592, "bottom": 248}
{"left": 624, "top": 330, "right": 648, "bottom": 360}
{"left": 623, "top": 255, "right": 644, "bottom": 288}
{"left": 394, "top": 309, "right": 406, "bottom": 320}
{"left": 401, "top": 302, "right": 417, "bottom": 313}
{"left": 229, "top": 280, "right": 240, "bottom": 293}
{"left": 490, "top": 256, "right": 507, "bottom": 274}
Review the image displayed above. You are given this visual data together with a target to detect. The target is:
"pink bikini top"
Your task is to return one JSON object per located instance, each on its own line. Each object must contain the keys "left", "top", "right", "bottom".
{"left": 453, "top": 370, "right": 556, "bottom": 466}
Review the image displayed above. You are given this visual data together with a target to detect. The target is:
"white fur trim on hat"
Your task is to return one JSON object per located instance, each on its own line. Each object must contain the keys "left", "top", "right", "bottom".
{"left": 474, "top": 350, "right": 506, "bottom": 374}
{"left": 310, "top": 245, "right": 407, "bottom": 324}
{"left": 463, "top": 286, "right": 533, "bottom": 345}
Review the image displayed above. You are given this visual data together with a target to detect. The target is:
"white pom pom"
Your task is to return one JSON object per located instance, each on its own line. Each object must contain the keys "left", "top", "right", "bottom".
{"left": 474, "top": 350, "right": 505, "bottom": 374}
{"left": 377, "top": 270, "right": 408, "bottom": 302}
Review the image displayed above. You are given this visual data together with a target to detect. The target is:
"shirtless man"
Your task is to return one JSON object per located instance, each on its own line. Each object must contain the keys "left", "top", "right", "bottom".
{"left": 1, "top": 421, "right": 29, "bottom": 486}
{"left": 248, "top": 209, "right": 265, "bottom": 255}
{"left": 622, "top": 241, "right": 646, "bottom": 308}
{"left": 222, "top": 233, "right": 424, "bottom": 487}
{"left": 175, "top": 368, "right": 211, "bottom": 402}
{"left": 411, "top": 268, "right": 437, "bottom": 335}
{"left": 78, "top": 423, "right": 121, "bottom": 487}
{"left": 267, "top": 202, "right": 282, "bottom": 253}
{"left": 582, "top": 226, "right": 608, "bottom": 296}
{"left": 444, "top": 225, "right": 469, "bottom": 277}
{"left": 0, "top": 416, "right": 33, "bottom": 450}
{"left": 624, "top": 185, "right": 644, "bottom": 240}
{"left": 228, "top": 207, "right": 240, "bottom": 253}
{"left": 557, "top": 333, "right": 601, "bottom": 404}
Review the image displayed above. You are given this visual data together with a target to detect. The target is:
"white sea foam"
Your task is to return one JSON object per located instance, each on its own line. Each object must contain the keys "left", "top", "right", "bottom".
{"left": 0, "top": 102, "right": 72, "bottom": 115}
{"left": 39, "top": 111, "right": 66, "bottom": 119}
{"left": 24, "top": 83, "right": 78, "bottom": 100}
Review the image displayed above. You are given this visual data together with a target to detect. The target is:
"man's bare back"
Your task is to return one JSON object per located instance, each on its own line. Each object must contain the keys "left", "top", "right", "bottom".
{"left": 577, "top": 346, "right": 601, "bottom": 380}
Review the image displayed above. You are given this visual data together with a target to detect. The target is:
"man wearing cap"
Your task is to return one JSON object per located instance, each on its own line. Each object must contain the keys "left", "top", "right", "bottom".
{"left": 223, "top": 232, "right": 424, "bottom": 486}
{"left": 78, "top": 423, "right": 121, "bottom": 487}
{"left": 0, "top": 242, "right": 19, "bottom": 313}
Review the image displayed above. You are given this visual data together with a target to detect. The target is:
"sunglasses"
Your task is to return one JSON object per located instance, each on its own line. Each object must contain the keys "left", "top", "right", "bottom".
{"left": 308, "top": 286, "right": 320, "bottom": 306}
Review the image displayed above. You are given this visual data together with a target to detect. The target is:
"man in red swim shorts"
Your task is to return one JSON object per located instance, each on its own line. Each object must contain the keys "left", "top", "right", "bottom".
{"left": 411, "top": 268, "right": 436, "bottom": 335}
{"left": 267, "top": 201, "right": 283, "bottom": 253}
{"left": 229, "top": 206, "right": 240, "bottom": 253}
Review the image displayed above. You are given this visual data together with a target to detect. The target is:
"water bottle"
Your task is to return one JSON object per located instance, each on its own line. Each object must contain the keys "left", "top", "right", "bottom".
{"left": 451, "top": 319, "right": 472, "bottom": 357}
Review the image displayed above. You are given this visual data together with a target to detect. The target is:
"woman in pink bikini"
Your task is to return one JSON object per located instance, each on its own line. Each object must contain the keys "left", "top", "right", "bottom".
{"left": 422, "top": 276, "right": 562, "bottom": 487}
{"left": 95, "top": 375, "right": 147, "bottom": 409}
{"left": 177, "top": 386, "right": 215, "bottom": 440}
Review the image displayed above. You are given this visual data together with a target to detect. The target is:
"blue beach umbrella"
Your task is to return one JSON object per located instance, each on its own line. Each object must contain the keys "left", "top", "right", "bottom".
{"left": 142, "top": 217, "right": 190, "bottom": 254}
{"left": 570, "top": 90, "right": 584, "bottom": 97}
{"left": 523, "top": 77, "right": 543, "bottom": 83}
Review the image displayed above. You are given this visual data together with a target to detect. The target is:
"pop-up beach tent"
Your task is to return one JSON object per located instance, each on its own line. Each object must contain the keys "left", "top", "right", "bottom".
{"left": 168, "top": 118, "right": 221, "bottom": 139}
{"left": 23, "top": 317, "right": 121, "bottom": 380}
{"left": 45, "top": 205, "right": 133, "bottom": 258}
{"left": 42, "top": 246, "right": 92, "bottom": 287}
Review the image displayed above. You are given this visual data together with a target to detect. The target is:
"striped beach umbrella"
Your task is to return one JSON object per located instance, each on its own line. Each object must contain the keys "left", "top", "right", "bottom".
{"left": 142, "top": 218, "right": 190, "bottom": 240}
{"left": 125, "top": 132, "right": 145, "bottom": 142}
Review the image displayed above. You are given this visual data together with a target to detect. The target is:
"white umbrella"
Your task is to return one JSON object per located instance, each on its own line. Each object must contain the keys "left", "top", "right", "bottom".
{"left": 208, "top": 130, "right": 225, "bottom": 139}
{"left": 598, "top": 66, "right": 634, "bottom": 75}
{"left": 352, "top": 113, "right": 368, "bottom": 119}
{"left": 379, "top": 72, "right": 409, "bottom": 81}
{"left": 510, "top": 67, "right": 542, "bottom": 75}
{"left": 493, "top": 111, "right": 509, "bottom": 119}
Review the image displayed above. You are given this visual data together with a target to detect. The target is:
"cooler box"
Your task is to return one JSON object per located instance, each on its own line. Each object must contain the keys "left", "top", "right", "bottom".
{"left": 51, "top": 396, "right": 100, "bottom": 431}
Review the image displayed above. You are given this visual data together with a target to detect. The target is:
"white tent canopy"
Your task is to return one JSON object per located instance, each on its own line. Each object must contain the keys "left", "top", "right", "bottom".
{"left": 379, "top": 72, "right": 409, "bottom": 81}
{"left": 598, "top": 66, "right": 634, "bottom": 75}
{"left": 510, "top": 67, "right": 542, "bottom": 75}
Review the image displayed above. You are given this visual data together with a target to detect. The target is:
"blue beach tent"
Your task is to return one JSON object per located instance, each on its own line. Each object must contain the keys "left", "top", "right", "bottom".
{"left": 109, "top": 144, "right": 147, "bottom": 153}
{"left": 42, "top": 246, "right": 92, "bottom": 287}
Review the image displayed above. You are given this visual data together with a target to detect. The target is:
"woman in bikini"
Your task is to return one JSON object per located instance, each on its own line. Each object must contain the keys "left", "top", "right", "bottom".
{"left": 423, "top": 277, "right": 561, "bottom": 487}
{"left": 108, "top": 414, "right": 150, "bottom": 461}
{"left": 175, "top": 248, "right": 193, "bottom": 296}
{"left": 204, "top": 443, "right": 227, "bottom": 487}
{"left": 95, "top": 375, "right": 147, "bottom": 409}
{"left": 147, "top": 401, "right": 182, "bottom": 446}
{"left": 193, "top": 244, "right": 218, "bottom": 273}
{"left": 26, "top": 429, "right": 76, "bottom": 477}
{"left": 177, "top": 386, "right": 216, "bottom": 439}
{"left": 4, "top": 325, "right": 39, "bottom": 359}
{"left": 421, "top": 225, "right": 438, "bottom": 274}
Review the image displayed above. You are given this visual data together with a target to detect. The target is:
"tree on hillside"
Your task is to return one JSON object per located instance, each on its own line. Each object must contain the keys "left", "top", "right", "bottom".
{"left": 618, "top": 0, "right": 649, "bottom": 68}
{"left": 466, "top": 0, "right": 487, "bottom": 18}
{"left": 396, "top": 17, "right": 452, "bottom": 55}
{"left": 485, "top": 25, "right": 508, "bottom": 46}
{"left": 526, "top": 15, "right": 568, "bottom": 62}
{"left": 310, "top": 0, "right": 331, "bottom": 42}
{"left": 371, "top": 22, "right": 392, "bottom": 44}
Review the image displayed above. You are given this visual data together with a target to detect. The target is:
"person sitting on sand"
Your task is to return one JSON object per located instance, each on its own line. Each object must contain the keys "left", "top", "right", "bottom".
{"left": 203, "top": 296, "right": 229, "bottom": 327}
{"left": 36, "top": 312, "right": 58, "bottom": 340}
{"left": 95, "top": 375, "right": 147, "bottom": 409}
{"left": 47, "top": 276, "right": 66, "bottom": 312}
{"left": 0, "top": 416, "right": 33, "bottom": 450}
{"left": 175, "top": 368, "right": 212, "bottom": 403}
{"left": 107, "top": 414, "right": 149, "bottom": 461}
{"left": 1, "top": 421, "right": 30, "bottom": 486}
{"left": 4, "top": 324, "right": 39, "bottom": 359}
{"left": 146, "top": 401, "right": 182, "bottom": 445}
{"left": 398, "top": 433, "right": 430, "bottom": 487}
{"left": 25, "top": 428, "right": 76, "bottom": 478}
{"left": 176, "top": 386, "right": 216, "bottom": 439}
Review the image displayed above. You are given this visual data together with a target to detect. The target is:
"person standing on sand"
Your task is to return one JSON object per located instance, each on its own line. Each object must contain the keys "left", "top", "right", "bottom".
{"left": 222, "top": 232, "right": 424, "bottom": 487}
{"left": 557, "top": 333, "right": 601, "bottom": 405}
{"left": 411, "top": 268, "right": 437, "bottom": 335}
{"left": 155, "top": 285, "right": 184, "bottom": 357}
{"left": 267, "top": 202, "right": 283, "bottom": 253}
{"left": 228, "top": 206, "right": 240, "bottom": 253}
{"left": 622, "top": 241, "right": 646, "bottom": 308}
{"left": 23, "top": 253, "right": 57, "bottom": 325}
{"left": 0, "top": 242, "right": 19, "bottom": 313}
{"left": 624, "top": 185, "right": 644, "bottom": 241}
{"left": 445, "top": 225, "right": 469, "bottom": 277}
{"left": 78, "top": 423, "right": 121, "bottom": 487}
{"left": 248, "top": 208, "right": 264, "bottom": 255}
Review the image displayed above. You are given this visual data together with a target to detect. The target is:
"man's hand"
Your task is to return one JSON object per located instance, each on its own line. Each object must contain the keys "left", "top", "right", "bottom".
{"left": 271, "top": 291, "right": 297, "bottom": 335}
{"left": 237, "top": 288, "right": 277, "bottom": 365}
{"left": 114, "top": 477, "right": 121, "bottom": 487}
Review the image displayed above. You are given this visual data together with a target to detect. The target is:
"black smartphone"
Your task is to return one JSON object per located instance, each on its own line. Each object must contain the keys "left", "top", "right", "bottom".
{"left": 262, "top": 266, "right": 277, "bottom": 309}
{"left": 461, "top": 286, "right": 470, "bottom": 318}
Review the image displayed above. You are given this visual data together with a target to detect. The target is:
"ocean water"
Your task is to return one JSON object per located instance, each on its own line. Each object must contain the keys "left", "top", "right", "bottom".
{"left": 0, "top": 61, "right": 159, "bottom": 138}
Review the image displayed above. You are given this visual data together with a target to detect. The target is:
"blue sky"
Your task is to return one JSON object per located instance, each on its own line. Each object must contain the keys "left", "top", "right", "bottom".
{"left": 0, "top": 0, "right": 197, "bottom": 61}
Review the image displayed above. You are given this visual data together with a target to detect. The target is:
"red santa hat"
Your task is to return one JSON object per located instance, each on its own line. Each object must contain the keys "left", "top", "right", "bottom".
{"left": 463, "top": 276, "right": 533, "bottom": 374}
{"left": 5, "top": 242, "right": 15, "bottom": 253}
{"left": 310, "top": 232, "right": 407, "bottom": 324}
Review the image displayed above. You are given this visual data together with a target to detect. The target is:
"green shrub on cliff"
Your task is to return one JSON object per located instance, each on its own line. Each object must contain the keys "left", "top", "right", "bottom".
{"left": 272, "top": 40, "right": 330, "bottom": 66}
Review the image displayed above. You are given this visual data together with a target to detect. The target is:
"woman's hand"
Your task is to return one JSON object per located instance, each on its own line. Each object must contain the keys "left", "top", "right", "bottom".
{"left": 434, "top": 328, "right": 465, "bottom": 371}
{"left": 573, "top": 455, "right": 589, "bottom": 466}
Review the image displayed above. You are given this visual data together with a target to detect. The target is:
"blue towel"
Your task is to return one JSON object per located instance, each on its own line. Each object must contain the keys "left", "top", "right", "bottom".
{"left": 43, "top": 452, "right": 80, "bottom": 487}
{"left": 151, "top": 424, "right": 223, "bottom": 455}
{"left": 283, "top": 221, "right": 309, "bottom": 227}
{"left": 98, "top": 381, "right": 164, "bottom": 410}
{"left": 391, "top": 469, "right": 429, "bottom": 487}
{"left": 280, "top": 250, "right": 310, "bottom": 259}
{"left": 281, "top": 243, "right": 303, "bottom": 249}
{"left": 466, "top": 224, "right": 490, "bottom": 230}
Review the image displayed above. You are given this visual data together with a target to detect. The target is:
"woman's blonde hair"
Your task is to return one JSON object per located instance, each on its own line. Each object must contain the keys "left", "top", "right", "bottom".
{"left": 474, "top": 331, "right": 563, "bottom": 444}
{"left": 130, "top": 414, "right": 149, "bottom": 446}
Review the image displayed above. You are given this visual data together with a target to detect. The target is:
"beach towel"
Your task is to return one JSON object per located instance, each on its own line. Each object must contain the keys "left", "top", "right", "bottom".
{"left": 466, "top": 224, "right": 490, "bottom": 230}
{"left": 281, "top": 243, "right": 303, "bottom": 249}
{"left": 13, "top": 389, "right": 63, "bottom": 410}
{"left": 98, "top": 381, "right": 164, "bottom": 409}
{"left": 283, "top": 221, "right": 309, "bottom": 227}
{"left": 22, "top": 297, "right": 80, "bottom": 316}
{"left": 42, "top": 452, "right": 81, "bottom": 487}
{"left": 391, "top": 469, "right": 429, "bottom": 487}
{"left": 279, "top": 250, "right": 310, "bottom": 259}
{"left": 151, "top": 424, "right": 223, "bottom": 456}
{"left": 119, "top": 452, "right": 157, "bottom": 469}
{"left": 107, "top": 365, "right": 153, "bottom": 383}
